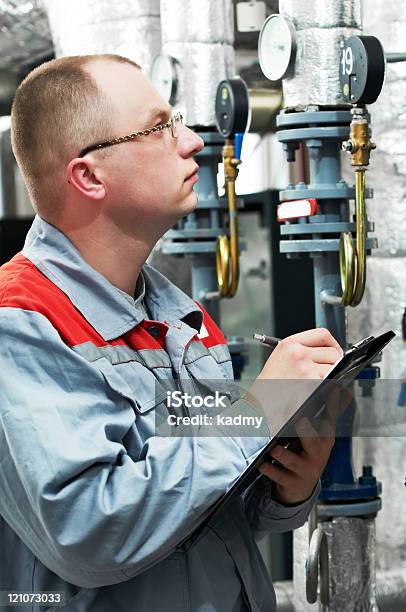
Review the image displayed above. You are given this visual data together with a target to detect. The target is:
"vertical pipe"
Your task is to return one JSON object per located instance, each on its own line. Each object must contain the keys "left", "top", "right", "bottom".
{"left": 191, "top": 255, "right": 220, "bottom": 321}
{"left": 306, "top": 139, "right": 347, "bottom": 345}
{"left": 160, "top": 0, "right": 234, "bottom": 126}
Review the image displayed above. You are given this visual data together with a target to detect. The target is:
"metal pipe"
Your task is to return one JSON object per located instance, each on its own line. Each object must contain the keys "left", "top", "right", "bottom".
{"left": 385, "top": 52, "right": 406, "bottom": 62}
{"left": 279, "top": 0, "right": 362, "bottom": 107}
{"left": 352, "top": 168, "right": 367, "bottom": 305}
{"left": 0, "top": 1, "right": 53, "bottom": 76}
{"left": 306, "top": 527, "right": 329, "bottom": 605}
{"left": 216, "top": 139, "right": 240, "bottom": 298}
{"left": 160, "top": 0, "right": 235, "bottom": 127}
{"left": 43, "top": 0, "right": 161, "bottom": 73}
{"left": 275, "top": 569, "right": 406, "bottom": 611}
{"left": 274, "top": 581, "right": 295, "bottom": 612}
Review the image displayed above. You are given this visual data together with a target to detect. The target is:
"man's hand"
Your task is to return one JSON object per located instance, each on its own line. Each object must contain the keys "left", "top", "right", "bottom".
{"left": 258, "top": 417, "right": 333, "bottom": 505}
{"left": 249, "top": 328, "right": 346, "bottom": 505}
{"left": 257, "top": 328, "right": 343, "bottom": 381}
{"left": 258, "top": 386, "right": 353, "bottom": 505}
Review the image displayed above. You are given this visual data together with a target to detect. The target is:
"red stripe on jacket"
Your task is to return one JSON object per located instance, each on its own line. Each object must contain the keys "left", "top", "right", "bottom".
{"left": 0, "top": 254, "right": 227, "bottom": 352}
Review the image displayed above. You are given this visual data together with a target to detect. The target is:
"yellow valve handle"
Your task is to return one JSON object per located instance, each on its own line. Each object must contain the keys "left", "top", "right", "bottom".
{"left": 339, "top": 169, "right": 367, "bottom": 306}
{"left": 216, "top": 140, "right": 240, "bottom": 298}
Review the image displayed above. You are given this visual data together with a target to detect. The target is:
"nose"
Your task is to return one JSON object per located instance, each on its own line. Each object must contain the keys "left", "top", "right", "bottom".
{"left": 178, "top": 124, "right": 204, "bottom": 157}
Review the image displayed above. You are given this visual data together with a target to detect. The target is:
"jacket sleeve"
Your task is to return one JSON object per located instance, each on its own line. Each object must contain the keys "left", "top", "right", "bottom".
{"left": 0, "top": 308, "right": 268, "bottom": 588}
{"left": 243, "top": 474, "right": 321, "bottom": 538}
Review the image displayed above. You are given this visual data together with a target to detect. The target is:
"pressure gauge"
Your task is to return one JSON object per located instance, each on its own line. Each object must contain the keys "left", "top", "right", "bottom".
{"left": 215, "top": 78, "right": 283, "bottom": 138}
{"left": 258, "top": 14, "right": 297, "bottom": 81}
{"left": 150, "top": 54, "right": 179, "bottom": 105}
{"left": 215, "top": 78, "right": 249, "bottom": 138}
{"left": 339, "top": 36, "right": 386, "bottom": 105}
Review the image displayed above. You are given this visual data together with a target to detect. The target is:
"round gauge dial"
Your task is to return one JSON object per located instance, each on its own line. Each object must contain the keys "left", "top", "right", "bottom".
{"left": 215, "top": 78, "right": 249, "bottom": 138}
{"left": 339, "top": 36, "right": 386, "bottom": 105}
{"left": 258, "top": 14, "right": 297, "bottom": 82}
{"left": 150, "top": 54, "right": 178, "bottom": 105}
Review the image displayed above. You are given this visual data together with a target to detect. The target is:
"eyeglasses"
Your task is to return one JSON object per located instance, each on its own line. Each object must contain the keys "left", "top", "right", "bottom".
{"left": 78, "top": 111, "right": 184, "bottom": 157}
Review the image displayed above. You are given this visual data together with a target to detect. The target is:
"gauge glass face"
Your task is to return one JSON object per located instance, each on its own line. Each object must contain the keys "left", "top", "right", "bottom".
{"left": 259, "top": 15, "right": 296, "bottom": 81}
{"left": 150, "top": 54, "right": 175, "bottom": 103}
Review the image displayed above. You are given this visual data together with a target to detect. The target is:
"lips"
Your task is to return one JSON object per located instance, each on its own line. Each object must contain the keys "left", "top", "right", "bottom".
{"left": 185, "top": 165, "right": 199, "bottom": 181}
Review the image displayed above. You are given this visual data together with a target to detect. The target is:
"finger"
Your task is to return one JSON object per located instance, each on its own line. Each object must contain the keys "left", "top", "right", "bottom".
{"left": 324, "top": 384, "right": 342, "bottom": 424}
{"left": 259, "top": 460, "right": 298, "bottom": 488}
{"left": 296, "top": 416, "right": 319, "bottom": 441}
{"left": 285, "top": 328, "right": 343, "bottom": 354}
{"left": 318, "top": 416, "right": 336, "bottom": 438}
{"left": 288, "top": 362, "right": 341, "bottom": 380}
{"left": 269, "top": 445, "right": 306, "bottom": 476}
{"left": 310, "top": 363, "right": 336, "bottom": 379}
{"left": 307, "top": 346, "right": 343, "bottom": 365}
{"left": 295, "top": 417, "right": 333, "bottom": 456}
{"left": 323, "top": 385, "right": 354, "bottom": 429}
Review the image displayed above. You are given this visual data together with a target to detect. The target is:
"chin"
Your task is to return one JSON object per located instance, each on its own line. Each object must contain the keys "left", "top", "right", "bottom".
{"left": 179, "top": 192, "right": 198, "bottom": 217}
{"left": 188, "top": 190, "right": 199, "bottom": 209}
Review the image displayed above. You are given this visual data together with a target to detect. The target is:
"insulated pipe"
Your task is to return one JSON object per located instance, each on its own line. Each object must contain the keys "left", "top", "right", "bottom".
{"left": 0, "top": 0, "right": 53, "bottom": 76}
{"left": 160, "top": 0, "right": 235, "bottom": 127}
{"left": 159, "top": 0, "right": 237, "bottom": 321}
{"left": 275, "top": 569, "right": 406, "bottom": 611}
{"left": 43, "top": 0, "right": 161, "bottom": 74}
{"left": 274, "top": 581, "right": 295, "bottom": 612}
{"left": 279, "top": 0, "right": 362, "bottom": 106}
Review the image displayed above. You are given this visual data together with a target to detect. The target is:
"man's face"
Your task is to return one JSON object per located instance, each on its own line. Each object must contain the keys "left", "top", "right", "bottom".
{"left": 87, "top": 60, "right": 204, "bottom": 235}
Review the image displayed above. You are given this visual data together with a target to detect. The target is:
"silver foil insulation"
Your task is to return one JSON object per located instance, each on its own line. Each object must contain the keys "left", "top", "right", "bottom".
{"left": 280, "top": 0, "right": 361, "bottom": 28}
{"left": 43, "top": 0, "right": 161, "bottom": 75}
{"left": 275, "top": 569, "right": 406, "bottom": 611}
{"left": 160, "top": 0, "right": 235, "bottom": 127}
{"left": 0, "top": 0, "right": 53, "bottom": 74}
{"left": 293, "top": 519, "right": 377, "bottom": 612}
{"left": 279, "top": 0, "right": 362, "bottom": 107}
{"left": 346, "top": 0, "right": 406, "bottom": 575}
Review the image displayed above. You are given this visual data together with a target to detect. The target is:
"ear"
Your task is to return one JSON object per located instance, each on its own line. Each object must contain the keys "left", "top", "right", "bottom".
{"left": 67, "top": 158, "right": 106, "bottom": 201}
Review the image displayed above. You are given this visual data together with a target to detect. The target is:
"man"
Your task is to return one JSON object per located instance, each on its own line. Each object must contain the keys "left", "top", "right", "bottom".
{"left": 0, "top": 55, "right": 343, "bottom": 611}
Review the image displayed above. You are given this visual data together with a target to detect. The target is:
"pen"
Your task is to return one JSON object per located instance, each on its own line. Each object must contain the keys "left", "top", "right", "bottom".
{"left": 253, "top": 333, "right": 281, "bottom": 350}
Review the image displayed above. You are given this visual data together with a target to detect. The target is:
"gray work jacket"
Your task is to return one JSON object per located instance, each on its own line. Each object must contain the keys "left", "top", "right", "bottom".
{"left": 0, "top": 216, "right": 318, "bottom": 611}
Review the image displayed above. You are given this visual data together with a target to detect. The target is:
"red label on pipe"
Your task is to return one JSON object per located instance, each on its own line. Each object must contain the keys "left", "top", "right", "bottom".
{"left": 277, "top": 199, "right": 318, "bottom": 222}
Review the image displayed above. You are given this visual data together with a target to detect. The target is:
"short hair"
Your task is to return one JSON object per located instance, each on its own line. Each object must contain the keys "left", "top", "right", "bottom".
{"left": 11, "top": 54, "right": 141, "bottom": 216}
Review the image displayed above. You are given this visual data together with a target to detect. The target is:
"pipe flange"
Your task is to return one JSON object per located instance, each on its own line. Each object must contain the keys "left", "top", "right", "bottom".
{"left": 318, "top": 498, "right": 382, "bottom": 518}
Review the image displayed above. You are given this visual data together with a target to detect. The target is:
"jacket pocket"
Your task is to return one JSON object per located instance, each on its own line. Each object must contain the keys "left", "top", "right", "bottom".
{"left": 185, "top": 356, "right": 241, "bottom": 404}
{"left": 94, "top": 357, "right": 168, "bottom": 414}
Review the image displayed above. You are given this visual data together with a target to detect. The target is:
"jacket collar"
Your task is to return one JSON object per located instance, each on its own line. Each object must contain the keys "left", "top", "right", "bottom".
{"left": 22, "top": 215, "right": 202, "bottom": 341}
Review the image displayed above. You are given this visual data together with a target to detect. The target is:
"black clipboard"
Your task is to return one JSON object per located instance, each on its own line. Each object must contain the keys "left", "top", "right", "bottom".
{"left": 184, "top": 330, "right": 395, "bottom": 545}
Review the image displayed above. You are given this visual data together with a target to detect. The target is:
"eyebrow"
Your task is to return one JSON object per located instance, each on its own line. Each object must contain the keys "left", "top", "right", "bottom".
{"left": 144, "top": 106, "right": 172, "bottom": 127}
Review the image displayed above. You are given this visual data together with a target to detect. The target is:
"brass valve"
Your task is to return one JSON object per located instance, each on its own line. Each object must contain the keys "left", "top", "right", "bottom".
{"left": 216, "top": 139, "right": 241, "bottom": 298}
{"left": 341, "top": 107, "right": 376, "bottom": 167}
{"left": 222, "top": 142, "right": 241, "bottom": 183}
